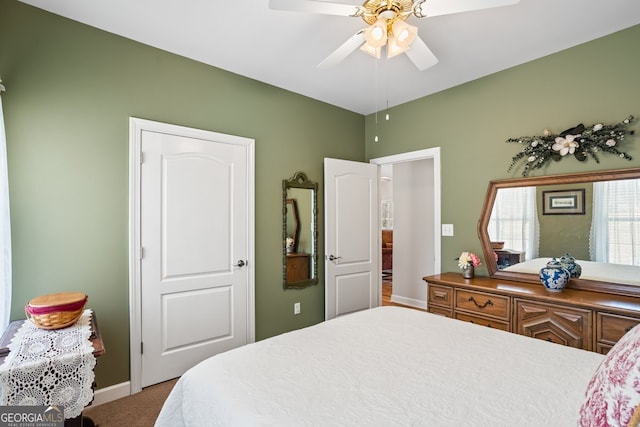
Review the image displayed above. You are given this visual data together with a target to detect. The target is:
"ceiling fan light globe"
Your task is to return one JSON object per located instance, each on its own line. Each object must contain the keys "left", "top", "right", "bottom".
{"left": 360, "top": 42, "right": 382, "bottom": 59}
{"left": 386, "top": 36, "right": 409, "bottom": 58}
{"left": 392, "top": 20, "right": 417, "bottom": 48}
{"left": 364, "top": 19, "right": 388, "bottom": 47}
{"left": 397, "top": 30, "right": 408, "bottom": 42}
{"left": 371, "top": 26, "right": 385, "bottom": 41}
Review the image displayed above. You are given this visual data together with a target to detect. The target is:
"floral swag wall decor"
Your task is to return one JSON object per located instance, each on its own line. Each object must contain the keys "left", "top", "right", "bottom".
{"left": 507, "top": 116, "right": 635, "bottom": 176}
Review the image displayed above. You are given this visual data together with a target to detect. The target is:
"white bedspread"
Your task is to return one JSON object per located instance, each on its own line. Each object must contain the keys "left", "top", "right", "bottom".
{"left": 504, "top": 257, "right": 640, "bottom": 285}
{"left": 156, "top": 306, "right": 604, "bottom": 427}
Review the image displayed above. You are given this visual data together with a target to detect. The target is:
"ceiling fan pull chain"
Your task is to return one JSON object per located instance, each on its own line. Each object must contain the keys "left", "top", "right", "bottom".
{"left": 374, "top": 57, "right": 380, "bottom": 143}
{"left": 385, "top": 57, "right": 390, "bottom": 121}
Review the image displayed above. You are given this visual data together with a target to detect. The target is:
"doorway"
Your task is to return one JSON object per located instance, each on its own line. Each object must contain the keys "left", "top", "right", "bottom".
{"left": 370, "top": 148, "right": 441, "bottom": 309}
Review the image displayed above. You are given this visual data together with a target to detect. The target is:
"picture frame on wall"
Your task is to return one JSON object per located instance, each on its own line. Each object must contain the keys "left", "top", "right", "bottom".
{"left": 542, "top": 189, "right": 585, "bottom": 215}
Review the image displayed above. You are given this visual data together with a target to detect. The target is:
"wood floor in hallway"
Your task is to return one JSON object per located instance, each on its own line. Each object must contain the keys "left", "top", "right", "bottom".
{"left": 382, "top": 279, "right": 426, "bottom": 311}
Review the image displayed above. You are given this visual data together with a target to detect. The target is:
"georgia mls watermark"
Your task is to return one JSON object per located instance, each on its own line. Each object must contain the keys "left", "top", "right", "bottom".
{"left": 0, "top": 406, "right": 64, "bottom": 427}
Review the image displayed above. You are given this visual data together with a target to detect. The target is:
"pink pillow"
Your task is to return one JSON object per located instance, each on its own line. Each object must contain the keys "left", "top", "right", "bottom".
{"left": 579, "top": 324, "right": 640, "bottom": 426}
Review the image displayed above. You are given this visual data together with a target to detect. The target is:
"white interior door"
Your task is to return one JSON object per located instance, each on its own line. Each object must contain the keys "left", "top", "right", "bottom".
{"left": 324, "top": 158, "right": 379, "bottom": 320}
{"left": 130, "top": 118, "right": 254, "bottom": 390}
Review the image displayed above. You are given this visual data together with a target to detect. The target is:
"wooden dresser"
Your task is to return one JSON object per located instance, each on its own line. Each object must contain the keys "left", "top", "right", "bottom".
{"left": 423, "top": 272, "right": 640, "bottom": 354}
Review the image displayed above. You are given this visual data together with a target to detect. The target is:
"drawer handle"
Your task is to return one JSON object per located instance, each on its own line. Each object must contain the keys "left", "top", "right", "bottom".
{"left": 434, "top": 291, "right": 447, "bottom": 300}
{"left": 468, "top": 296, "right": 493, "bottom": 309}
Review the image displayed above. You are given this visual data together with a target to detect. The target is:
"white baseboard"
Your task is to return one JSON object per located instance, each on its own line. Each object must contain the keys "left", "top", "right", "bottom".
{"left": 91, "top": 381, "right": 131, "bottom": 407}
{"left": 390, "top": 295, "right": 427, "bottom": 310}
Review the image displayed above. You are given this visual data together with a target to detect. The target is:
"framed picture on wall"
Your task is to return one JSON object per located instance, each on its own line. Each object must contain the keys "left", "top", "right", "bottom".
{"left": 542, "top": 189, "right": 585, "bottom": 215}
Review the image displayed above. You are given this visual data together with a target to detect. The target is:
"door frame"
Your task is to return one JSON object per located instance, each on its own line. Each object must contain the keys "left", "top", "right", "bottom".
{"left": 128, "top": 117, "right": 255, "bottom": 394}
{"left": 370, "top": 147, "right": 441, "bottom": 307}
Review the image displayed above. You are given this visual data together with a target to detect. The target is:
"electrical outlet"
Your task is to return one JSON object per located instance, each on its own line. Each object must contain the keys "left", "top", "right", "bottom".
{"left": 294, "top": 302, "right": 301, "bottom": 315}
{"left": 442, "top": 224, "right": 454, "bottom": 236}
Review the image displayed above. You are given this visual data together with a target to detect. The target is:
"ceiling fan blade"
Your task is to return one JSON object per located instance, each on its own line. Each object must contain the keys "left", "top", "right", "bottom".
{"left": 418, "top": 0, "right": 519, "bottom": 18}
{"left": 269, "top": 0, "right": 361, "bottom": 17}
{"left": 405, "top": 36, "right": 439, "bottom": 71}
{"left": 318, "top": 30, "right": 366, "bottom": 69}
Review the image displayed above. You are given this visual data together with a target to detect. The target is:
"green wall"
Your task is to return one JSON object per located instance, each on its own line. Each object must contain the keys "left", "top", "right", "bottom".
{"left": 0, "top": 0, "right": 363, "bottom": 388}
{"left": 365, "top": 24, "right": 640, "bottom": 276}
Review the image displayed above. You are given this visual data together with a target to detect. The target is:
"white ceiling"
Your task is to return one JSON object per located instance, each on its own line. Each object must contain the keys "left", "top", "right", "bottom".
{"left": 18, "top": 0, "right": 640, "bottom": 115}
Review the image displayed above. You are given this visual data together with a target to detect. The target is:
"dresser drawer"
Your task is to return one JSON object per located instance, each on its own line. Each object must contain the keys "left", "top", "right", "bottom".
{"left": 428, "top": 306, "right": 452, "bottom": 318}
{"left": 428, "top": 284, "right": 453, "bottom": 309}
{"left": 515, "top": 300, "right": 591, "bottom": 351}
{"left": 596, "top": 343, "right": 614, "bottom": 355}
{"left": 597, "top": 312, "right": 640, "bottom": 346}
{"left": 455, "top": 289, "right": 510, "bottom": 320}
{"left": 455, "top": 312, "right": 509, "bottom": 331}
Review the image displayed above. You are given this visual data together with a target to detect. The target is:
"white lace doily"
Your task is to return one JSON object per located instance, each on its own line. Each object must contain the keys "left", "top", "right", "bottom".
{"left": 0, "top": 309, "right": 96, "bottom": 419}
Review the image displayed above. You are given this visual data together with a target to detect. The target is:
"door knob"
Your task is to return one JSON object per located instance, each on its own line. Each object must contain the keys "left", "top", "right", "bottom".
{"left": 234, "top": 260, "right": 247, "bottom": 267}
{"left": 328, "top": 255, "right": 342, "bottom": 262}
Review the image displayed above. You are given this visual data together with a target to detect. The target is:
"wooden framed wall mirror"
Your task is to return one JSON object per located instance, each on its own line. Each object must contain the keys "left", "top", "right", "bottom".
{"left": 283, "top": 172, "right": 318, "bottom": 289}
{"left": 477, "top": 167, "right": 640, "bottom": 297}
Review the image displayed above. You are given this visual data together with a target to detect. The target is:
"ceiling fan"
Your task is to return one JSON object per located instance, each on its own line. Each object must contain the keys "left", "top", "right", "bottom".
{"left": 269, "top": 0, "right": 520, "bottom": 71}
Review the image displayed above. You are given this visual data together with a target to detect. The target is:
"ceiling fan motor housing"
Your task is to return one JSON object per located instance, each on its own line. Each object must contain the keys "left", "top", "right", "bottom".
{"left": 361, "top": 0, "right": 413, "bottom": 25}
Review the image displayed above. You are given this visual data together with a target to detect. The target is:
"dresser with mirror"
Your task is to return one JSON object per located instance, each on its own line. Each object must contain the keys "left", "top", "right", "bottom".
{"left": 424, "top": 167, "right": 640, "bottom": 354}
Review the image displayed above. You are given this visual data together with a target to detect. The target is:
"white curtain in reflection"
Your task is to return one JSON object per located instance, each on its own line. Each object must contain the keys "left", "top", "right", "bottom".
{"left": 0, "top": 84, "right": 11, "bottom": 330}
{"left": 488, "top": 186, "right": 539, "bottom": 261}
{"left": 590, "top": 179, "right": 640, "bottom": 265}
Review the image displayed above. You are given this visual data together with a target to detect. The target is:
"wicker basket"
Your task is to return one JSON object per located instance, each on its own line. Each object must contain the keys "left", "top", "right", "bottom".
{"left": 25, "top": 292, "right": 88, "bottom": 330}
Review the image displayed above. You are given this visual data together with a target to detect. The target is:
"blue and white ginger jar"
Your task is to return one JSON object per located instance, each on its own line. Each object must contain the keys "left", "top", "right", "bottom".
{"left": 539, "top": 258, "right": 570, "bottom": 292}
{"left": 560, "top": 253, "right": 582, "bottom": 278}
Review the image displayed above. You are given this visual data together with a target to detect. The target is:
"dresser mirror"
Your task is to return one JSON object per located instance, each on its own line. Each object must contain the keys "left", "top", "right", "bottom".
{"left": 477, "top": 167, "right": 640, "bottom": 297}
{"left": 283, "top": 172, "right": 318, "bottom": 289}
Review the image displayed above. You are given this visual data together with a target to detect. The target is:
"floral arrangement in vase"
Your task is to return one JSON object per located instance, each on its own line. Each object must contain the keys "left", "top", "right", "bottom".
{"left": 456, "top": 252, "right": 481, "bottom": 279}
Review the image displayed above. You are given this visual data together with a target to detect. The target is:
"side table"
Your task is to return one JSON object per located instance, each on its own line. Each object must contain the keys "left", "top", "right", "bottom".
{"left": 0, "top": 311, "right": 105, "bottom": 427}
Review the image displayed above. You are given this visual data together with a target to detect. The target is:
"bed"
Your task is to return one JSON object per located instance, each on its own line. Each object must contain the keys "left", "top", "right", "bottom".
{"left": 155, "top": 306, "right": 640, "bottom": 426}
{"left": 503, "top": 257, "right": 640, "bottom": 286}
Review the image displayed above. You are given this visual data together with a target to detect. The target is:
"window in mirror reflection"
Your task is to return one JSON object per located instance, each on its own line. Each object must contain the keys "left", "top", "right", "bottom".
{"left": 591, "top": 178, "right": 640, "bottom": 265}
{"left": 488, "top": 187, "right": 539, "bottom": 269}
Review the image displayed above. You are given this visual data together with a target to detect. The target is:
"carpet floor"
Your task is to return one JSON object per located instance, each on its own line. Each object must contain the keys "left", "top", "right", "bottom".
{"left": 83, "top": 378, "right": 178, "bottom": 426}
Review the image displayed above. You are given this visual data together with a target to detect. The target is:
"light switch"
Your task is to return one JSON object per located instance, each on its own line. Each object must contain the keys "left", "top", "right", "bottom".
{"left": 442, "top": 224, "right": 454, "bottom": 236}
